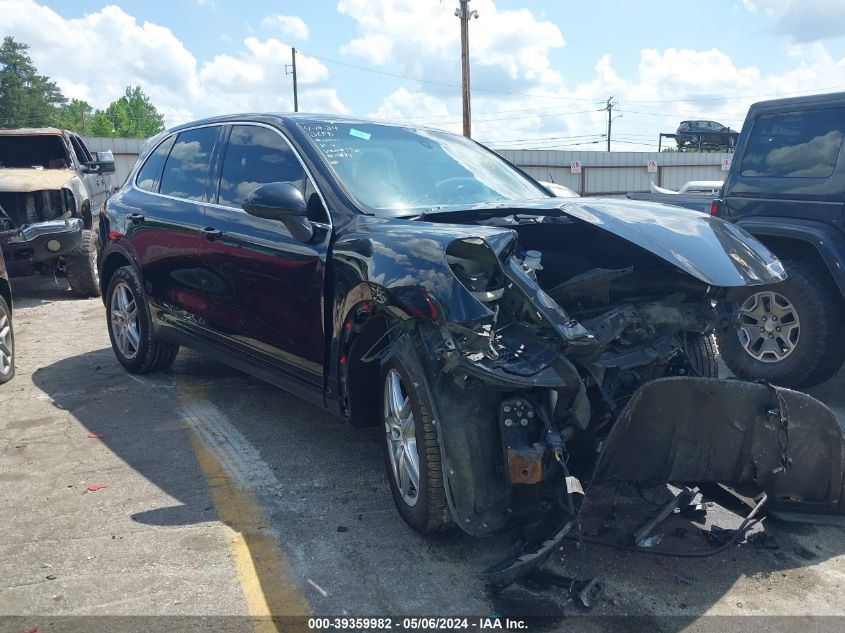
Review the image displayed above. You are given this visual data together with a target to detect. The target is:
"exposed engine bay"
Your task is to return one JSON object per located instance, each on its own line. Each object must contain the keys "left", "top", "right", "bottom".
{"left": 429, "top": 213, "right": 726, "bottom": 493}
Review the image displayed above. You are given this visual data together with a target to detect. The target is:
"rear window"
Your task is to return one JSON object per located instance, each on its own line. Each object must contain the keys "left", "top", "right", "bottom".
{"left": 740, "top": 108, "right": 845, "bottom": 178}
{"left": 159, "top": 126, "right": 220, "bottom": 201}
{"left": 136, "top": 135, "right": 176, "bottom": 192}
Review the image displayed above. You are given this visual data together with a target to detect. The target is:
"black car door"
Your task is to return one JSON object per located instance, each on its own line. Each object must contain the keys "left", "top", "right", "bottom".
{"left": 195, "top": 123, "right": 330, "bottom": 392}
{"left": 124, "top": 125, "right": 225, "bottom": 328}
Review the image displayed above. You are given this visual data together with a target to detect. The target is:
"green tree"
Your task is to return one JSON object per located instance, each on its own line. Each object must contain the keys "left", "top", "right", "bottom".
{"left": 0, "top": 36, "right": 66, "bottom": 128}
{"left": 98, "top": 86, "right": 165, "bottom": 138}
{"left": 53, "top": 98, "right": 95, "bottom": 135}
{"left": 89, "top": 111, "right": 115, "bottom": 137}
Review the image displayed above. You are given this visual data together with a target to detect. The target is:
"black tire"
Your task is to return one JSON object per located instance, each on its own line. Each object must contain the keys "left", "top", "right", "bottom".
{"left": 716, "top": 259, "right": 845, "bottom": 389}
{"left": 380, "top": 354, "right": 452, "bottom": 534}
{"left": 106, "top": 266, "right": 179, "bottom": 374}
{"left": 66, "top": 229, "right": 102, "bottom": 298}
{"left": 683, "top": 331, "right": 719, "bottom": 378}
{"left": 0, "top": 295, "right": 14, "bottom": 384}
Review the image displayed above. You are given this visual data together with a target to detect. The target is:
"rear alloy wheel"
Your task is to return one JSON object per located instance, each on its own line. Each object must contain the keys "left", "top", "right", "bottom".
{"left": 106, "top": 266, "right": 179, "bottom": 374}
{"left": 0, "top": 296, "right": 14, "bottom": 384}
{"left": 381, "top": 357, "right": 451, "bottom": 534}
{"left": 717, "top": 259, "right": 845, "bottom": 389}
{"left": 111, "top": 281, "right": 140, "bottom": 361}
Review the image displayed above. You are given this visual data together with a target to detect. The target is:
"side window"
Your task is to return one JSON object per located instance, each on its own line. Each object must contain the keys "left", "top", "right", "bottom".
{"left": 304, "top": 176, "right": 329, "bottom": 224}
{"left": 69, "top": 135, "right": 91, "bottom": 165}
{"left": 159, "top": 126, "right": 220, "bottom": 201}
{"left": 218, "top": 125, "right": 305, "bottom": 208}
{"left": 741, "top": 108, "right": 845, "bottom": 178}
{"left": 136, "top": 135, "right": 176, "bottom": 192}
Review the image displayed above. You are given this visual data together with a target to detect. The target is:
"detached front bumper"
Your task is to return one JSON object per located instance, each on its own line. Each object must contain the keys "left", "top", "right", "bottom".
{"left": 0, "top": 218, "right": 83, "bottom": 275}
{"left": 593, "top": 377, "right": 845, "bottom": 515}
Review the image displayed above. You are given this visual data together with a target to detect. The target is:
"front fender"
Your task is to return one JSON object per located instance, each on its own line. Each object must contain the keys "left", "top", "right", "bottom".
{"left": 330, "top": 215, "right": 516, "bottom": 334}
{"left": 62, "top": 176, "right": 89, "bottom": 215}
{"left": 737, "top": 217, "right": 845, "bottom": 298}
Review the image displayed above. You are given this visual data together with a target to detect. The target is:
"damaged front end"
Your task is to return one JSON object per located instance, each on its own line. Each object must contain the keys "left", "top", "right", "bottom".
{"left": 0, "top": 172, "right": 85, "bottom": 275}
{"left": 360, "top": 199, "right": 844, "bottom": 548}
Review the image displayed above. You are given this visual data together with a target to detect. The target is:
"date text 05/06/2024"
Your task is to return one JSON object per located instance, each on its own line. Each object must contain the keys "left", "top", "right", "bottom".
{"left": 306, "top": 617, "right": 528, "bottom": 630}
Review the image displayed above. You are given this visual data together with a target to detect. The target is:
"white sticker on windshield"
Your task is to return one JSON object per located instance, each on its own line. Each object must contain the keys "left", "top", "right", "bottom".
{"left": 349, "top": 128, "right": 371, "bottom": 141}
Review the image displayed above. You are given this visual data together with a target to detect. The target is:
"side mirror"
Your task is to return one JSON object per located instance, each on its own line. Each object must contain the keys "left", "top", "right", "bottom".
{"left": 242, "top": 182, "right": 313, "bottom": 242}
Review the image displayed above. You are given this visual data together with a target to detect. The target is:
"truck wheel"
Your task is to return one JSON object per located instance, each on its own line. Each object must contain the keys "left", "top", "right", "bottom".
{"left": 381, "top": 357, "right": 452, "bottom": 534}
{"left": 716, "top": 260, "right": 845, "bottom": 388}
{"left": 66, "top": 229, "right": 102, "bottom": 298}
{"left": 106, "top": 266, "right": 179, "bottom": 374}
{"left": 0, "top": 296, "right": 14, "bottom": 384}
{"left": 683, "top": 331, "right": 719, "bottom": 378}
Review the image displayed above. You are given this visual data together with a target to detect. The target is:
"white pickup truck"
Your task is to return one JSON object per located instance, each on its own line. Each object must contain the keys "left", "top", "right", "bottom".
{"left": 0, "top": 128, "right": 115, "bottom": 296}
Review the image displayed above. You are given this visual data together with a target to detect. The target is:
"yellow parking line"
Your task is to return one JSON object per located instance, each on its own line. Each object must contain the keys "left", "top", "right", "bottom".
{"left": 176, "top": 379, "right": 311, "bottom": 631}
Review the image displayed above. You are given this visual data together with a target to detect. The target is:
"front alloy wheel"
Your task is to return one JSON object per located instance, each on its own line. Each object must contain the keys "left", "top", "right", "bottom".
{"left": 384, "top": 368, "right": 420, "bottom": 506}
{"left": 380, "top": 354, "right": 451, "bottom": 534}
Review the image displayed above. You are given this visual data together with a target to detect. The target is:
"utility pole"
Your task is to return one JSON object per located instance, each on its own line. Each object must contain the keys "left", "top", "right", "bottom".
{"left": 455, "top": 0, "right": 478, "bottom": 138}
{"left": 285, "top": 48, "right": 299, "bottom": 112}
{"left": 605, "top": 97, "right": 615, "bottom": 152}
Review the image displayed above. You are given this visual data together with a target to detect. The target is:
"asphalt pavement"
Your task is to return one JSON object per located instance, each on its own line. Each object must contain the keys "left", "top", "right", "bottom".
{"left": 2, "top": 277, "right": 845, "bottom": 632}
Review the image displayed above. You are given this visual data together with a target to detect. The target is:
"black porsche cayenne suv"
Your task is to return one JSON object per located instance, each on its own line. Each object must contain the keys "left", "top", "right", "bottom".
{"left": 100, "top": 114, "right": 844, "bottom": 551}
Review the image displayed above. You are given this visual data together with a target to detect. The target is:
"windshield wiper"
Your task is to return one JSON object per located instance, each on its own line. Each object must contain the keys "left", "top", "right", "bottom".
{"left": 416, "top": 202, "right": 565, "bottom": 221}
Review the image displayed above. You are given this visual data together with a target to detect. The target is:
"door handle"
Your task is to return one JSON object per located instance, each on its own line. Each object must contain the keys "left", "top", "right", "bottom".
{"left": 127, "top": 213, "right": 144, "bottom": 224}
{"left": 200, "top": 226, "right": 223, "bottom": 241}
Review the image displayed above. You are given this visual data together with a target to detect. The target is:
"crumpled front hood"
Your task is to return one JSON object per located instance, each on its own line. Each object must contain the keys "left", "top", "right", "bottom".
{"left": 559, "top": 198, "right": 786, "bottom": 287}
{"left": 0, "top": 169, "right": 75, "bottom": 193}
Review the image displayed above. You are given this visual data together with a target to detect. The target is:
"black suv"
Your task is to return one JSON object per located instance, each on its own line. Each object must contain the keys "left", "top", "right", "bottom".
{"left": 715, "top": 92, "right": 845, "bottom": 388}
{"left": 102, "top": 114, "right": 845, "bottom": 551}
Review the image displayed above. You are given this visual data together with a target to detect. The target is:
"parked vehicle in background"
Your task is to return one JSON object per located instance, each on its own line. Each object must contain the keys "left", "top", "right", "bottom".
{"left": 626, "top": 180, "right": 722, "bottom": 213}
{"left": 0, "top": 246, "right": 13, "bottom": 384}
{"left": 676, "top": 120, "right": 739, "bottom": 151}
{"left": 98, "top": 114, "right": 845, "bottom": 569}
{"left": 714, "top": 92, "right": 845, "bottom": 388}
{"left": 539, "top": 181, "right": 579, "bottom": 198}
{"left": 0, "top": 128, "right": 115, "bottom": 297}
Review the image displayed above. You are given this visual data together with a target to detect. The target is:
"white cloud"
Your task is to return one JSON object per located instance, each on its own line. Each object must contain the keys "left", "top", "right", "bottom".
{"left": 261, "top": 14, "right": 309, "bottom": 41}
{"left": 3, "top": 0, "right": 845, "bottom": 152}
{"left": 336, "top": 0, "right": 565, "bottom": 95}
{"left": 334, "top": 1, "right": 845, "bottom": 150}
{"left": 0, "top": 0, "right": 346, "bottom": 126}
{"left": 742, "top": 0, "right": 845, "bottom": 42}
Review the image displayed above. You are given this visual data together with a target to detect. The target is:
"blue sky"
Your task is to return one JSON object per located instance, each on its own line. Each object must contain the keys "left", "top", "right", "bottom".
{"left": 4, "top": 0, "right": 845, "bottom": 149}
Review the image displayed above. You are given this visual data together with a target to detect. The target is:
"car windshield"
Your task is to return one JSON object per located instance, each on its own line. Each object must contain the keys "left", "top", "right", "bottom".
{"left": 298, "top": 121, "right": 548, "bottom": 215}
{"left": 0, "top": 135, "right": 69, "bottom": 169}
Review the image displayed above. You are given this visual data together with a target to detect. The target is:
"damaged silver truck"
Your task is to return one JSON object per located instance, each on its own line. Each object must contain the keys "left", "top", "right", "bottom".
{"left": 0, "top": 128, "right": 115, "bottom": 296}
{"left": 99, "top": 116, "right": 845, "bottom": 583}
